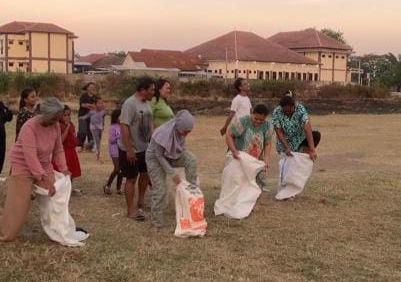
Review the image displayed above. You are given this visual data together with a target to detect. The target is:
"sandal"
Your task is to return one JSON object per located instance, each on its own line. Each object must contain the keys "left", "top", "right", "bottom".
{"left": 103, "top": 185, "right": 112, "bottom": 195}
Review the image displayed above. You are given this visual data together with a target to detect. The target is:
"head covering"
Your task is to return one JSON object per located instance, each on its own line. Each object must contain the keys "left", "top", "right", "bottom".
{"left": 152, "top": 110, "right": 194, "bottom": 159}
{"left": 40, "top": 97, "right": 63, "bottom": 119}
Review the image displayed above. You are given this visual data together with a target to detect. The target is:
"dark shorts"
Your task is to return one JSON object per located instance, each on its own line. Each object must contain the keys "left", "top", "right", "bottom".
{"left": 119, "top": 149, "right": 147, "bottom": 180}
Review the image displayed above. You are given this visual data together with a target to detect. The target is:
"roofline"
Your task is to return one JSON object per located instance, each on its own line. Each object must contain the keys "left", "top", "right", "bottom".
{"left": 202, "top": 58, "right": 319, "bottom": 65}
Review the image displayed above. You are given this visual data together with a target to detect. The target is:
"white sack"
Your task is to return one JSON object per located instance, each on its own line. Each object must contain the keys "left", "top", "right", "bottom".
{"left": 174, "top": 180, "right": 207, "bottom": 238}
{"left": 214, "top": 152, "right": 265, "bottom": 219}
{"left": 276, "top": 152, "right": 313, "bottom": 200}
{"left": 34, "top": 171, "right": 89, "bottom": 247}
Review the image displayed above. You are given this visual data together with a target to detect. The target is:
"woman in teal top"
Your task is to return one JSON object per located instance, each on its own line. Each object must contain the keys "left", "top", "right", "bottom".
{"left": 151, "top": 79, "right": 174, "bottom": 128}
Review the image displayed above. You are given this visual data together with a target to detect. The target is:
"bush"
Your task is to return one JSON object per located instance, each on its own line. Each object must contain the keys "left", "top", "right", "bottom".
{"left": 317, "top": 83, "right": 390, "bottom": 99}
{"left": 0, "top": 72, "right": 11, "bottom": 94}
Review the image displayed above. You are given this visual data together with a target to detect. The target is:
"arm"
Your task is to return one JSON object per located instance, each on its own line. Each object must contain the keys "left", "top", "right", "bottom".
{"left": 303, "top": 120, "right": 317, "bottom": 161}
{"left": 53, "top": 125, "right": 68, "bottom": 174}
{"left": 220, "top": 111, "right": 235, "bottom": 136}
{"left": 263, "top": 141, "right": 272, "bottom": 168}
{"left": 81, "top": 103, "right": 94, "bottom": 110}
{"left": 274, "top": 128, "right": 293, "bottom": 156}
{"left": 121, "top": 123, "right": 136, "bottom": 163}
{"left": 60, "top": 123, "right": 71, "bottom": 142}
{"left": 225, "top": 127, "right": 240, "bottom": 159}
{"left": 109, "top": 126, "right": 120, "bottom": 144}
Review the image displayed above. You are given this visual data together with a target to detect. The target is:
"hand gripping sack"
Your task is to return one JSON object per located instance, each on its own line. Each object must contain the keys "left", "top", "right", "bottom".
{"left": 34, "top": 171, "right": 89, "bottom": 247}
{"left": 175, "top": 180, "right": 207, "bottom": 238}
{"left": 276, "top": 152, "right": 313, "bottom": 200}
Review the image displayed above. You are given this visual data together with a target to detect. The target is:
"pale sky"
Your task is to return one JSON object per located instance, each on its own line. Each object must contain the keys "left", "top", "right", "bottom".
{"left": 1, "top": 0, "right": 400, "bottom": 56}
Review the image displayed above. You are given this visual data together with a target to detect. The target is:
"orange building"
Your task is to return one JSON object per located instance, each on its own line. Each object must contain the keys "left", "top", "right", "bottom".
{"left": 0, "top": 21, "right": 76, "bottom": 74}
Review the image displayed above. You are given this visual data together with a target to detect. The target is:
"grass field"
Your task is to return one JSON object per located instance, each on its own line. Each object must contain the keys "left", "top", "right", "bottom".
{"left": 1, "top": 114, "right": 401, "bottom": 282}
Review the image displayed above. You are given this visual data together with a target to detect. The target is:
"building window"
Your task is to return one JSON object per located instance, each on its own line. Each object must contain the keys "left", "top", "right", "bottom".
{"left": 314, "top": 73, "right": 319, "bottom": 81}
{"left": 239, "top": 70, "right": 241, "bottom": 74}
{"left": 285, "top": 72, "right": 290, "bottom": 80}
{"left": 322, "top": 54, "right": 326, "bottom": 58}
{"left": 336, "top": 55, "right": 339, "bottom": 59}
{"left": 9, "top": 62, "right": 14, "bottom": 67}
{"left": 265, "top": 71, "right": 269, "bottom": 80}
{"left": 0, "top": 62, "right": 3, "bottom": 72}
{"left": 231, "top": 70, "right": 234, "bottom": 73}
{"left": 214, "top": 70, "right": 218, "bottom": 73}
{"left": 278, "top": 72, "right": 283, "bottom": 80}
{"left": 328, "top": 55, "right": 332, "bottom": 58}
{"left": 297, "top": 73, "right": 302, "bottom": 80}
{"left": 219, "top": 69, "right": 222, "bottom": 74}
{"left": 0, "top": 40, "right": 3, "bottom": 55}
{"left": 254, "top": 71, "right": 256, "bottom": 74}
{"left": 18, "top": 40, "right": 24, "bottom": 45}
{"left": 308, "top": 73, "right": 313, "bottom": 81}
{"left": 18, "top": 62, "right": 24, "bottom": 67}
{"left": 272, "top": 72, "right": 277, "bottom": 80}
{"left": 291, "top": 72, "right": 295, "bottom": 80}
{"left": 341, "top": 56, "right": 345, "bottom": 59}
{"left": 8, "top": 40, "right": 14, "bottom": 45}
{"left": 303, "top": 73, "right": 307, "bottom": 80}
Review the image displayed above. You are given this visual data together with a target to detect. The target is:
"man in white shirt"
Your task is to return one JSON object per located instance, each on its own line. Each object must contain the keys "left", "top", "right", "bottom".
{"left": 220, "top": 78, "right": 252, "bottom": 136}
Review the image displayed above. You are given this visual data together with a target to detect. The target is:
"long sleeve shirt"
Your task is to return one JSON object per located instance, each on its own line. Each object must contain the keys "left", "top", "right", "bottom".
{"left": 108, "top": 123, "right": 120, "bottom": 158}
{"left": 146, "top": 138, "right": 176, "bottom": 176}
{"left": 9, "top": 116, "right": 68, "bottom": 181}
{"left": 80, "top": 110, "right": 105, "bottom": 131}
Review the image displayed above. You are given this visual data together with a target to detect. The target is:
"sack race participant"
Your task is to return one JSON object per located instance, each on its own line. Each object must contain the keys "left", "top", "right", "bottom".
{"left": 146, "top": 110, "right": 205, "bottom": 235}
{"left": 34, "top": 171, "right": 89, "bottom": 247}
{"left": 276, "top": 153, "right": 313, "bottom": 200}
{"left": 215, "top": 151, "right": 266, "bottom": 219}
{"left": 175, "top": 180, "right": 207, "bottom": 238}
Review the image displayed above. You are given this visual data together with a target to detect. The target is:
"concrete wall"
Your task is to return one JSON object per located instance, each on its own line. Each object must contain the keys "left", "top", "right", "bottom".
{"left": 31, "top": 32, "right": 48, "bottom": 58}
{"left": 50, "top": 33, "right": 67, "bottom": 59}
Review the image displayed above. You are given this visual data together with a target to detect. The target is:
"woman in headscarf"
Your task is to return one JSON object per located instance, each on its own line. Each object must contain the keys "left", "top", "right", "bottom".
{"left": 145, "top": 110, "right": 197, "bottom": 228}
{"left": 0, "top": 97, "right": 70, "bottom": 242}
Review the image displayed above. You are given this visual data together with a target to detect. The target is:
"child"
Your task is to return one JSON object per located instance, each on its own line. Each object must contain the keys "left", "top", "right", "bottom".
{"left": 104, "top": 109, "right": 123, "bottom": 195}
{"left": 79, "top": 97, "right": 105, "bottom": 161}
{"left": 60, "top": 105, "right": 81, "bottom": 178}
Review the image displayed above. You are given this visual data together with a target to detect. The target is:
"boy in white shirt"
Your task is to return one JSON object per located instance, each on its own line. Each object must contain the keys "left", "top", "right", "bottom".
{"left": 220, "top": 78, "right": 252, "bottom": 136}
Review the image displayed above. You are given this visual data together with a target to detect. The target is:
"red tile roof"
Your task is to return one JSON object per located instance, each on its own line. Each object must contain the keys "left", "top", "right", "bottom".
{"left": 127, "top": 49, "right": 200, "bottom": 71}
{"left": 185, "top": 31, "right": 317, "bottom": 65}
{"left": 268, "top": 29, "right": 352, "bottom": 51}
{"left": 0, "top": 21, "right": 75, "bottom": 36}
{"left": 76, "top": 53, "right": 108, "bottom": 64}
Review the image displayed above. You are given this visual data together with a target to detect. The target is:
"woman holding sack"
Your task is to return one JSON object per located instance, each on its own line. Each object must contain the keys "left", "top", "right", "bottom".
{"left": 0, "top": 97, "right": 70, "bottom": 242}
{"left": 145, "top": 110, "right": 198, "bottom": 229}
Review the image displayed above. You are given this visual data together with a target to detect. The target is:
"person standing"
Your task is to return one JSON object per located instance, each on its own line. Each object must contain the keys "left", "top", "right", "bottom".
{"left": 104, "top": 109, "right": 123, "bottom": 195}
{"left": 118, "top": 76, "right": 155, "bottom": 221}
{"left": 15, "top": 88, "right": 38, "bottom": 140}
{"left": 151, "top": 79, "right": 174, "bottom": 128}
{"left": 77, "top": 82, "right": 96, "bottom": 151}
{"left": 220, "top": 78, "right": 252, "bottom": 136}
{"left": 0, "top": 100, "right": 13, "bottom": 174}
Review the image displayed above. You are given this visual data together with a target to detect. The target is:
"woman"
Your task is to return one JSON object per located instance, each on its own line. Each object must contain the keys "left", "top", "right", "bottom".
{"left": 146, "top": 110, "right": 197, "bottom": 228}
{"left": 16, "top": 88, "right": 38, "bottom": 139}
{"left": 151, "top": 79, "right": 174, "bottom": 128}
{"left": 0, "top": 97, "right": 70, "bottom": 242}
{"left": 271, "top": 93, "right": 321, "bottom": 160}
{"left": 77, "top": 82, "right": 96, "bottom": 150}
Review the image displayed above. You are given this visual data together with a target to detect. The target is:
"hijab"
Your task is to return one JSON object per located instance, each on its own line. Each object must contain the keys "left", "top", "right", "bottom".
{"left": 152, "top": 110, "right": 194, "bottom": 159}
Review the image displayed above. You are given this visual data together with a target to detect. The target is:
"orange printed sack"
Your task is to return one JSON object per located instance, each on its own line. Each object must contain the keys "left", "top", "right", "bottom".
{"left": 174, "top": 180, "right": 207, "bottom": 238}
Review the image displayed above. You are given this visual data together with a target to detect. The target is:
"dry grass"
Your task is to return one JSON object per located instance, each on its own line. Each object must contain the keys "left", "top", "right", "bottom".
{"left": 1, "top": 114, "right": 401, "bottom": 282}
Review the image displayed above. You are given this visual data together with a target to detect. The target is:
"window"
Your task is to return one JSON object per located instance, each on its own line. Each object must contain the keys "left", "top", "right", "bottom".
{"left": 278, "top": 72, "right": 283, "bottom": 80}
{"left": 265, "top": 71, "right": 270, "bottom": 80}
{"left": 291, "top": 72, "right": 295, "bottom": 80}
{"left": 308, "top": 73, "right": 313, "bottom": 81}
{"left": 285, "top": 72, "right": 289, "bottom": 80}
{"left": 272, "top": 72, "right": 277, "bottom": 80}
{"left": 8, "top": 40, "right": 14, "bottom": 45}
{"left": 341, "top": 56, "right": 345, "bottom": 59}
{"left": 314, "top": 73, "right": 319, "bottom": 81}
{"left": 239, "top": 70, "right": 241, "bottom": 74}
{"left": 214, "top": 70, "right": 217, "bottom": 73}
{"left": 9, "top": 62, "right": 14, "bottom": 67}
{"left": 0, "top": 62, "right": 3, "bottom": 72}
{"left": 322, "top": 54, "right": 326, "bottom": 58}
{"left": 18, "top": 62, "right": 24, "bottom": 67}
{"left": 26, "top": 43, "right": 30, "bottom": 52}
{"left": 254, "top": 70, "right": 256, "bottom": 74}
{"left": 303, "top": 73, "right": 307, "bottom": 80}
{"left": 18, "top": 40, "right": 24, "bottom": 45}
{"left": 336, "top": 55, "right": 339, "bottom": 59}
{"left": 0, "top": 40, "right": 3, "bottom": 55}
{"left": 231, "top": 70, "right": 234, "bottom": 73}
{"left": 219, "top": 69, "right": 222, "bottom": 74}
{"left": 328, "top": 55, "right": 332, "bottom": 58}
{"left": 297, "top": 73, "right": 302, "bottom": 80}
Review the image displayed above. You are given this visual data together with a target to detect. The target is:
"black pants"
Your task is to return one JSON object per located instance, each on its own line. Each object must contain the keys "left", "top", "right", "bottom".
{"left": 0, "top": 125, "right": 6, "bottom": 174}
{"left": 298, "top": 130, "right": 321, "bottom": 150}
{"left": 77, "top": 118, "right": 93, "bottom": 148}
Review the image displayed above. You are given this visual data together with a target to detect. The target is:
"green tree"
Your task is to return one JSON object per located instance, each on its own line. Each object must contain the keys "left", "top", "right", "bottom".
{"left": 375, "top": 53, "right": 401, "bottom": 91}
{"left": 320, "top": 28, "right": 347, "bottom": 44}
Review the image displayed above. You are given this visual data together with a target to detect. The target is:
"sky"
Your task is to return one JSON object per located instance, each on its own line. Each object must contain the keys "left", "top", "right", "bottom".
{"left": 1, "top": 0, "right": 400, "bottom": 56}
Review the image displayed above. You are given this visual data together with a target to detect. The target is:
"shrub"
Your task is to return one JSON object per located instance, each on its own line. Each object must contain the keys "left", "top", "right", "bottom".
{"left": 0, "top": 72, "right": 11, "bottom": 94}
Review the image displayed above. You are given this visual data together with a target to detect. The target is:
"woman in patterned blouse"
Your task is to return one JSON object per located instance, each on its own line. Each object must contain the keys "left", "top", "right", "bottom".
{"left": 271, "top": 93, "right": 321, "bottom": 161}
{"left": 15, "top": 88, "right": 38, "bottom": 139}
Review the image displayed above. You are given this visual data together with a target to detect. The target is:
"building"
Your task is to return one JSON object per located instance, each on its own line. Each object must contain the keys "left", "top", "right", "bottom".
{"left": 0, "top": 21, "right": 76, "bottom": 73}
{"left": 120, "top": 49, "right": 202, "bottom": 77}
{"left": 74, "top": 53, "right": 124, "bottom": 73}
{"left": 185, "top": 30, "right": 320, "bottom": 81}
{"left": 268, "top": 29, "right": 353, "bottom": 83}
